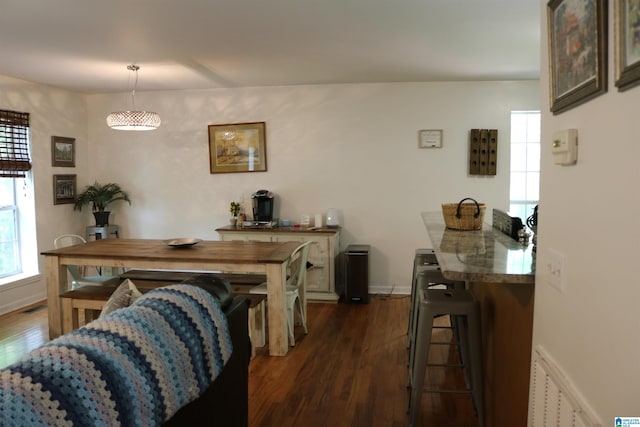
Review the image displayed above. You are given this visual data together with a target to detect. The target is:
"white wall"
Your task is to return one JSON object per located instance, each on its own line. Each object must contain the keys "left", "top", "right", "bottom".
{"left": 0, "top": 75, "right": 89, "bottom": 314}
{"left": 86, "top": 80, "right": 539, "bottom": 293}
{"left": 0, "top": 77, "right": 538, "bottom": 313}
{"left": 532, "top": 0, "right": 639, "bottom": 422}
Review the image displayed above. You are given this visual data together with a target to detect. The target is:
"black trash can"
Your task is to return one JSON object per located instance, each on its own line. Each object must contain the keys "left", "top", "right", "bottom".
{"left": 339, "top": 244, "right": 370, "bottom": 304}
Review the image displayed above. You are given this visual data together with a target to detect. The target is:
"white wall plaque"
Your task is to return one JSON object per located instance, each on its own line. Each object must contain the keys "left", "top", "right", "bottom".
{"left": 418, "top": 129, "right": 443, "bottom": 148}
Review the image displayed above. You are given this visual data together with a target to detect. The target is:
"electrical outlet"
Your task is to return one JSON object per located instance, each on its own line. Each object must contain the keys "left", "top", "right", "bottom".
{"left": 546, "top": 248, "right": 565, "bottom": 292}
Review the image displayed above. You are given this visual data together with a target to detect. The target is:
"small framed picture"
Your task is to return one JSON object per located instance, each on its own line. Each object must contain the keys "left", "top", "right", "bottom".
{"left": 53, "top": 174, "right": 76, "bottom": 205}
{"left": 51, "top": 136, "right": 75, "bottom": 167}
{"left": 419, "top": 129, "right": 443, "bottom": 148}
{"left": 208, "top": 122, "right": 267, "bottom": 174}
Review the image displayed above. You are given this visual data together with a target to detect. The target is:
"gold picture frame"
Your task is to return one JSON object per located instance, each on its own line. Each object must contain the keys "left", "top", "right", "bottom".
{"left": 615, "top": 0, "right": 640, "bottom": 91}
{"left": 51, "top": 136, "right": 76, "bottom": 167}
{"left": 53, "top": 174, "right": 76, "bottom": 205}
{"left": 208, "top": 122, "right": 267, "bottom": 174}
{"left": 547, "top": 0, "right": 608, "bottom": 114}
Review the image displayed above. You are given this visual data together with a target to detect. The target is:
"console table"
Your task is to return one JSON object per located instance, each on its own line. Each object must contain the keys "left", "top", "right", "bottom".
{"left": 216, "top": 226, "right": 340, "bottom": 302}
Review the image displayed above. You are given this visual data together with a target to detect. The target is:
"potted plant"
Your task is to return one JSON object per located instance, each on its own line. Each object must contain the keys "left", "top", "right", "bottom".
{"left": 74, "top": 182, "right": 131, "bottom": 226}
{"left": 230, "top": 201, "right": 241, "bottom": 226}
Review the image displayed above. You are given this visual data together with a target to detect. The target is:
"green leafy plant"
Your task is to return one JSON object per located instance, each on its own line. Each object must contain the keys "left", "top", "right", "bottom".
{"left": 230, "top": 201, "right": 241, "bottom": 216}
{"left": 74, "top": 182, "right": 131, "bottom": 212}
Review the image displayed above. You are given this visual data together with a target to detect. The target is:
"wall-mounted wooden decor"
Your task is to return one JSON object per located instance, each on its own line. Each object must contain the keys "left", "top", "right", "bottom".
{"left": 469, "top": 129, "right": 497, "bottom": 176}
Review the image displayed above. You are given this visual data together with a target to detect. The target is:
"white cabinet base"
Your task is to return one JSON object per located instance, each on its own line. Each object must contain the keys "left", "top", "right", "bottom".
{"left": 216, "top": 226, "right": 340, "bottom": 302}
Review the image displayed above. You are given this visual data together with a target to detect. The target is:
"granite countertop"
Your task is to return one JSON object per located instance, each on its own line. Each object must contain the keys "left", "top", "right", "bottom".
{"left": 422, "top": 211, "right": 535, "bottom": 284}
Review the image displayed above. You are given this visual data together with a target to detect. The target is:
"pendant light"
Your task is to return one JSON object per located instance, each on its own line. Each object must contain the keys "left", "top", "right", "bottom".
{"left": 106, "top": 65, "right": 161, "bottom": 131}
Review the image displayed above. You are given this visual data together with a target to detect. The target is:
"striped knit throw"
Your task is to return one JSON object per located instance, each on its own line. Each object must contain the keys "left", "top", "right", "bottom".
{"left": 0, "top": 284, "right": 233, "bottom": 426}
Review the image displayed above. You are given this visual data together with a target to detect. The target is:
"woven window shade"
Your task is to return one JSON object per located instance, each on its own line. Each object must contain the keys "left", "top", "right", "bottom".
{"left": 0, "top": 110, "right": 31, "bottom": 178}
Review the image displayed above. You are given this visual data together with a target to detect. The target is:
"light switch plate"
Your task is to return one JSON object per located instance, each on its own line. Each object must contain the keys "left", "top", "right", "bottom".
{"left": 545, "top": 248, "right": 565, "bottom": 292}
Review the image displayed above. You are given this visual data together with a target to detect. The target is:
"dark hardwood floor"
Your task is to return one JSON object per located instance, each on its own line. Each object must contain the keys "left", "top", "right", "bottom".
{"left": 0, "top": 295, "right": 478, "bottom": 427}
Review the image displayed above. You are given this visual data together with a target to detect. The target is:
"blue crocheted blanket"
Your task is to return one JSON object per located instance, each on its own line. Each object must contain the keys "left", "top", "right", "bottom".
{"left": 0, "top": 284, "right": 233, "bottom": 427}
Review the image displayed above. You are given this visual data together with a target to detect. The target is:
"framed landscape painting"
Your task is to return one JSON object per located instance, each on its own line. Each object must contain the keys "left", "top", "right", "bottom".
{"left": 53, "top": 174, "right": 76, "bottom": 205}
{"left": 51, "top": 136, "right": 75, "bottom": 167}
{"left": 208, "top": 122, "right": 267, "bottom": 174}
{"left": 547, "top": 0, "right": 608, "bottom": 114}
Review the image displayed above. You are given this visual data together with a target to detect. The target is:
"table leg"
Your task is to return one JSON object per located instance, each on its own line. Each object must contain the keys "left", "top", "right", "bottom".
{"left": 266, "top": 262, "right": 288, "bottom": 356}
{"left": 45, "top": 255, "right": 67, "bottom": 339}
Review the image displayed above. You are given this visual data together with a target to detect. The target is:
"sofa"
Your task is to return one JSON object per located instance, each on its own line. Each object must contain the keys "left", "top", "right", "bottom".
{"left": 0, "top": 274, "right": 249, "bottom": 427}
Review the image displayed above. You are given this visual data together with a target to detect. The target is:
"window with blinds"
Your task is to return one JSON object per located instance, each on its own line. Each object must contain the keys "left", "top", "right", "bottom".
{"left": 0, "top": 110, "right": 32, "bottom": 178}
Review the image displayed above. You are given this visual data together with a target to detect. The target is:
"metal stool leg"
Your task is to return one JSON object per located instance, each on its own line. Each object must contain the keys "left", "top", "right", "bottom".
{"left": 468, "top": 300, "right": 484, "bottom": 426}
{"left": 409, "top": 301, "right": 434, "bottom": 426}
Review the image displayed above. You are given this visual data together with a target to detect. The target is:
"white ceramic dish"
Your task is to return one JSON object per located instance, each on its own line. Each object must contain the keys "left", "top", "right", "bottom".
{"left": 162, "top": 238, "right": 202, "bottom": 248}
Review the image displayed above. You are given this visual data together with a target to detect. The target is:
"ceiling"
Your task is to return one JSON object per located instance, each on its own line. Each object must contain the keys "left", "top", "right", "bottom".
{"left": 0, "top": 0, "right": 541, "bottom": 94}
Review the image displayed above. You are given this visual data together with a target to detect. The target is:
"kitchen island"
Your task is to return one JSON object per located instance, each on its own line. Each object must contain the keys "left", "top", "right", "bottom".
{"left": 421, "top": 212, "right": 535, "bottom": 427}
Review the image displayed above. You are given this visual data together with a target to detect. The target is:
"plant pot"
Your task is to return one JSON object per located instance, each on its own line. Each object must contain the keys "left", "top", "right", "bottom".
{"left": 93, "top": 211, "right": 111, "bottom": 226}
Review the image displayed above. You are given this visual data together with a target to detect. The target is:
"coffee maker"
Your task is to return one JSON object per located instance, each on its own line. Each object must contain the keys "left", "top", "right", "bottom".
{"left": 252, "top": 190, "right": 275, "bottom": 222}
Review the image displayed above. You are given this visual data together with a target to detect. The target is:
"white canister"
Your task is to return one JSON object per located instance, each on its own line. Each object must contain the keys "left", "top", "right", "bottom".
{"left": 326, "top": 208, "right": 339, "bottom": 227}
{"left": 314, "top": 213, "right": 323, "bottom": 228}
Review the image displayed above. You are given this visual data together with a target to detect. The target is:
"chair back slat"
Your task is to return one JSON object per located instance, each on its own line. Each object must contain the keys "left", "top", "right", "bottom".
{"left": 286, "top": 241, "right": 312, "bottom": 290}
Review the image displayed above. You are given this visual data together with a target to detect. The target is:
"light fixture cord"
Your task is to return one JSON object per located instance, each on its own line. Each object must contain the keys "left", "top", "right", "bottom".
{"left": 128, "top": 64, "right": 140, "bottom": 110}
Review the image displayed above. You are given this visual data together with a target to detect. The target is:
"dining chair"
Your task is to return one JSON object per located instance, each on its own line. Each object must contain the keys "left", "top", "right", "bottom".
{"left": 53, "top": 234, "right": 120, "bottom": 289}
{"left": 250, "top": 240, "right": 312, "bottom": 346}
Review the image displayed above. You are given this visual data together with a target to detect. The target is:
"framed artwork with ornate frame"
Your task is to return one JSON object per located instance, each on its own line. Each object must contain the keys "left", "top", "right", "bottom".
{"left": 208, "top": 122, "right": 267, "bottom": 174}
{"left": 547, "top": 0, "right": 608, "bottom": 114}
{"left": 53, "top": 174, "right": 76, "bottom": 205}
{"left": 615, "top": 0, "right": 640, "bottom": 91}
{"left": 51, "top": 136, "right": 76, "bottom": 167}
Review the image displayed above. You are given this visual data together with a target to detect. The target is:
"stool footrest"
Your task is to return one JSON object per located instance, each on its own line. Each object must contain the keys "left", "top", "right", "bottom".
{"left": 424, "top": 388, "right": 472, "bottom": 394}
{"left": 426, "top": 363, "right": 464, "bottom": 368}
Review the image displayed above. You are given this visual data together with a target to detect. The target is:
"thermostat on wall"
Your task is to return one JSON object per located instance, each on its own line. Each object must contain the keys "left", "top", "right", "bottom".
{"left": 552, "top": 129, "right": 578, "bottom": 165}
{"left": 419, "top": 129, "right": 443, "bottom": 148}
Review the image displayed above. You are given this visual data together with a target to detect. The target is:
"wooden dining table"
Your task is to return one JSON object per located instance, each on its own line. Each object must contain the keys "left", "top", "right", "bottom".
{"left": 41, "top": 238, "right": 302, "bottom": 356}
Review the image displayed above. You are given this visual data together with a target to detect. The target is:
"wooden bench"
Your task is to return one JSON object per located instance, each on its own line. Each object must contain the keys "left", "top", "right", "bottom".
{"left": 60, "top": 270, "right": 268, "bottom": 358}
{"left": 60, "top": 284, "right": 121, "bottom": 330}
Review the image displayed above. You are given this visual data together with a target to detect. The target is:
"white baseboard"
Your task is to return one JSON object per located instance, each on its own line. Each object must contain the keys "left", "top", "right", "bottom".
{"left": 0, "top": 274, "right": 46, "bottom": 316}
{"left": 369, "top": 285, "right": 410, "bottom": 296}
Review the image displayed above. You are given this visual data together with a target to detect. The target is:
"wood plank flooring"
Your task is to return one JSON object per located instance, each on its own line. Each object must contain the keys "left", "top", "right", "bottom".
{"left": 0, "top": 302, "right": 48, "bottom": 369}
{"left": 0, "top": 295, "right": 478, "bottom": 426}
{"left": 250, "top": 295, "right": 478, "bottom": 427}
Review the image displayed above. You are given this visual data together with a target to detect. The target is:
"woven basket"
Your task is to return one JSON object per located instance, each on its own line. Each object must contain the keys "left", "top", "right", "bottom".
{"left": 441, "top": 198, "right": 486, "bottom": 230}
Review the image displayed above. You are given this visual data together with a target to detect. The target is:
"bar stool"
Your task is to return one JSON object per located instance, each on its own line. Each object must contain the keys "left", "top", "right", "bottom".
{"left": 407, "top": 249, "right": 465, "bottom": 352}
{"left": 408, "top": 287, "right": 484, "bottom": 427}
{"left": 407, "top": 249, "right": 439, "bottom": 339}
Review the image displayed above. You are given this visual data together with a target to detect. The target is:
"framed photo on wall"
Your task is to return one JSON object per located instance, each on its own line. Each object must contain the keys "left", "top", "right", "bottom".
{"left": 547, "top": 0, "right": 608, "bottom": 114}
{"left": 208, "top": 122, "right": 267, "bottom": 174}
{"left": 51, "top": 136, "right": 76, "bottom": 167}
{"left": 615, "top": 0, "right": 640, "bottom": 91}
{"left": 53, "top": 174, "right": 76, "bottom": 205}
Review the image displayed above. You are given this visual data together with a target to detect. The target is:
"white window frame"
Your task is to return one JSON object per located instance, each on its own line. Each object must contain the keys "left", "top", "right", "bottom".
{"left": 509, "top": 110, "right": 540, "bottom": 223}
